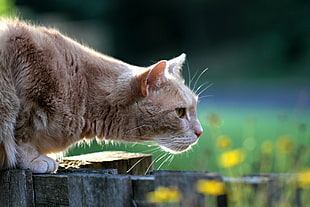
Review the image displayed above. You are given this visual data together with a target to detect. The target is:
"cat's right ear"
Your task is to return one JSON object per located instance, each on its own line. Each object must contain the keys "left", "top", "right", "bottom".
{"left": 167, "top": 53, "right": 186, "bottom": 75}
{"left": 139, "top": 61, "right": 167, "bottom": 97}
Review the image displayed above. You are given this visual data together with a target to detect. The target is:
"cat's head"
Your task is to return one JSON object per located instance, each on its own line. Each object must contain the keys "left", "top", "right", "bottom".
{"left": 128, "top": 53, "right": 203, "bottom": 153}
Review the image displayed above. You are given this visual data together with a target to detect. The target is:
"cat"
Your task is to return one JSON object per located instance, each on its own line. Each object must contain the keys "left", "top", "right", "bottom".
{"left": 0, "top": 19, "right": 203, "bottom": 173}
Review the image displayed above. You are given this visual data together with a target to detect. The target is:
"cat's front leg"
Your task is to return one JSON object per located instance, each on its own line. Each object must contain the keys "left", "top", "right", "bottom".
{"left": 17, "top": 142, "right": 58, "bottom": 173}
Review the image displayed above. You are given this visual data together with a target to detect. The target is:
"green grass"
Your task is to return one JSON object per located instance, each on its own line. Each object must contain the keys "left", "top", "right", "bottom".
{"left": 68, "top": 104, "right": 310, "bottom": 176}
{"left": 194, "top": 104, "right": 310, "bottom": 175}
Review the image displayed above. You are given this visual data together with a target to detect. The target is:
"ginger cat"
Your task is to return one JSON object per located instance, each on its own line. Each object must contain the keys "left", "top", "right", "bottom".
{"left": 0, "top": 19, "right": 203, "bottom": 173}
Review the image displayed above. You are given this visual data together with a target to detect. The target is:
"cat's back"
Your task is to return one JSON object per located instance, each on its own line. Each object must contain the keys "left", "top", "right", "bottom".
{"left": 0, "top": 19, "right": 27, "bottom": 58}
{"left": 0, "top": 18, "right": 24, "bottom": 40}
{"left": 0, "top": 19, "right": 47, "bottom": 50}
{"left": 0, "top": 18, "right": 64, "bottom": 61}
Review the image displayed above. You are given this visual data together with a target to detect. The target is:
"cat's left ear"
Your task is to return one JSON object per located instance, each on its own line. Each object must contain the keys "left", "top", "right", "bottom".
{"left": 140, "top": 61, "right": 167, "bottom": 97}
{"left": 167, "top": 53, "right": 186, "bottom": 75}
{"left": 138, "top": 53, "right": 186, "bottom": 97}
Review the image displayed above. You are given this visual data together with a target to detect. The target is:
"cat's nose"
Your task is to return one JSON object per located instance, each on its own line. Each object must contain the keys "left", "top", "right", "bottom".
{"left": 195, "top": 130, "right": 202, "bottom": 138}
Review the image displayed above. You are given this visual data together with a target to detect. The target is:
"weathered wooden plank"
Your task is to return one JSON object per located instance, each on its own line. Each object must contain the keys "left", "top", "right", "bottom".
{"left": 68, "top": 174, "right": 133, "bottom": 207}
{"left": 131, "top": 176, "right": 156, "bottom": 207}
{"left": 0, "top": 169, "right": 34, "bottom": 207}
{"left": 33, "top": 169, "right": 118, "bottom": 207}
{"left": 33, "top": 174, "right": 69, "bottom": 207}
{"left": 61, "top": 151, "right": 153, "bottom": 175}
{"left": 1, "top": 155, "right": 307, "bottom": 207}
{"left": 151, "top": 170, "right": 223, "bottom": 207}
{"left": 56, "top": 168, "right": 117, "bottom": 175}
{"left": 217, "top": 194, "right": 228, "bottom": 207}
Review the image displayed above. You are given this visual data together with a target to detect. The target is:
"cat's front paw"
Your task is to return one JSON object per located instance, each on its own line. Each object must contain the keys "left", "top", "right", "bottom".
{"left": 30, "top": 155, "right": 58, "bottom": 173}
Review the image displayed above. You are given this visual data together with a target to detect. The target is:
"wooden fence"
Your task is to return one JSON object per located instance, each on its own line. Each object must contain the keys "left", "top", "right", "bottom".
{"left": 0, "top": 151, "right": 309, "bottom": 207}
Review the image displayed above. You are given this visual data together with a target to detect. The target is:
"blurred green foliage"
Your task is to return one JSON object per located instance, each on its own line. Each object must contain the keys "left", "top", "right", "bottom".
{"left": 0, "top": 0, "right": 15, "bottom": 16}
{"left": 14, "top": 0, "right": 310, "bottom": 79}
{"left": 68, "top": 104, "right": 310, "bottom": 175}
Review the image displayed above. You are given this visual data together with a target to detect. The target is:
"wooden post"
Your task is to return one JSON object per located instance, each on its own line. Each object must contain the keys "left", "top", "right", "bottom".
{"left": 33, "top": 174, "right": 69, "bottom": 206}
{"left": 131, "top": 176, "right": 156, "bottom": 207}
{"left": 0, "top": 169, "right": 34, "bottom": 207}
{"left": 68, "top": 174, "right": 133, "bottom": 207}
{"left": 33, "top": 169, "right": 117, "bottom": 206}
{"left": 57, "top": 168, "right": 117, "bottom": 175}
{"left": 1, "top": 151, "right": 307, "bottom": 207}
{"left": 60, "top": 151, "right": 153, "bottom": 175}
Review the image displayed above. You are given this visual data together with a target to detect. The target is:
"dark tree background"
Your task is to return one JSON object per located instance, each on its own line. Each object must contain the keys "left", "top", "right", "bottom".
{"left": 14, "top": 0, "right": 310, "bottom": 80}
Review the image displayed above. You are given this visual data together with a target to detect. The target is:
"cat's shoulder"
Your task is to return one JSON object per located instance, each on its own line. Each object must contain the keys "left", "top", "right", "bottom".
{"left": 0, "top": 18, "right": 35, "bottom": 33}
{"left": 0, "top": 18, "right": 64, "bottom": 51}
{"left": 0, "top": 18, "right": 60, "bottom": 37}
{"left": 0, "top": 17, "right": 22, "bottom": 26}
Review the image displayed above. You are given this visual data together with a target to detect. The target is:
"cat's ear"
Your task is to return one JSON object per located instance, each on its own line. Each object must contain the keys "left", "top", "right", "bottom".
{"left": 140, "top": 60, "right": 167, "bottom": 97}
{"left": 167, "top": 53, "right": 186, "bottom": 75}
{"left": 137, "top": 54, "right": 185, "bottom": 97}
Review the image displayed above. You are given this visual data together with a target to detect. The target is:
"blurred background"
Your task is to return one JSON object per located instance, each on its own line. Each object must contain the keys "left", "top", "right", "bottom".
{"left": 2, "top": 0, "right": 310, "bottom": 174}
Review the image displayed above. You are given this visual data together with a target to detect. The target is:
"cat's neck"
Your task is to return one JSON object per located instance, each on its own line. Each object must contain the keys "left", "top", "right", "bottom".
{"left": 85, "top": 53, "right": 144, "bottom": 105}
{"left": 80, "top": 52, "right": 143, "bottom": 141}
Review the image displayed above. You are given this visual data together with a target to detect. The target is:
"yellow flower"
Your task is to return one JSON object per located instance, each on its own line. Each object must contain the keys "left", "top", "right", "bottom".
{"left": 261, "top": 141, "right": 273, "bottom": 154}
{"left": 276, "top": 135, "right": 293, "bottom": 154}
{"left": 216, "top": 135, "right": 231, "bottom": 150}
{"left": 219, "top": 149, "right": 245, "bottom": 168}
{"left": 196, "top": 180, "right": 226, "bottom": 196}
{"left": 297, "top": 169, "right": 310, "bottom": 188}
{"left": 147, "top": 186, "right": 181, "bottom": 203}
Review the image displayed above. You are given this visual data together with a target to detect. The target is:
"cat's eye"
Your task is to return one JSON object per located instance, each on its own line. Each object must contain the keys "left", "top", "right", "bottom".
{"left": 175, "top": 108, "right": 186, "bottom": 118}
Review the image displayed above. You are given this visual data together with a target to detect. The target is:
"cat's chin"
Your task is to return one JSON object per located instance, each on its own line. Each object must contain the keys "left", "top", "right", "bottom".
{"left": 159, "top": 140, "right": 198, "bottom": 154}
{"left": 160, "top": 145, "right": 191, "bottom": 154}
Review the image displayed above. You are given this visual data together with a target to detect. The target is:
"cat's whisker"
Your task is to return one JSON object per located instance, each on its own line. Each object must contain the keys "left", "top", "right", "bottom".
{"left": 144, "top": 159, "right": 156, "bottom": 175}
{"left": 128, "top": 136, "right": 152, "bottom": 140}
{"left": 139, "top": 143, "right": 158, "bottom": 148}
{"left": 194, "top": 82, "right": 207, "bottom": 95}
{"left": 138, "top": 146, "right": 162, "bottom": 154}
{"left": 126, "top": 157, "right": 145, "bottom": 173}
{"left": 189, "top": 70, "right": 199, "bottom": 89}
{"left": 172, "top": 138, "right": 196, "bottom": 142}
{"left": 192, "top": 67, "right": 209, "bottom": 92}
{"left": 155, "top": 152, "right": 169, "bottom": 163}
{"left": 198, "top": 94, "right": 213, "bottom": 100}
{"left": 157, "top": 153, "right": 171, "bottom": 170}
{"left": 144, "top": 151, "right": 166, "bottom": 175}
{"left": 125, "top": 125, "right": 146, "bottom": 134}
{"left": 154, "top": 152, "right": 170, "bottom": 171}
{"left": 130, "top": 142, "right": 138, "bottom": 147}
{"left": 126, "top": 143, "right": 159, "bottom": 154}
{"left": 185, "top": 60, "right": 192, "bottom": 88}
{"left": 194, "top": 82, "right": 209, "bottom": 95}
{"left": 125, "top": 136, "right": 154, "bottom": 142}
{"left": 196, "top": 82, "right": 213, "bottom": 97}
{"left": 184, "top": 148, "right": 191, "bottom": 158}
{"left": 167, "top": 154, "right": 175, "bottom": 166}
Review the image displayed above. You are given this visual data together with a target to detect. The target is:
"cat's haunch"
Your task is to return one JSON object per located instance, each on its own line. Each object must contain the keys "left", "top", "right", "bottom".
{"left": 0, "top": 19, "right": 203, "bottom": 173}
